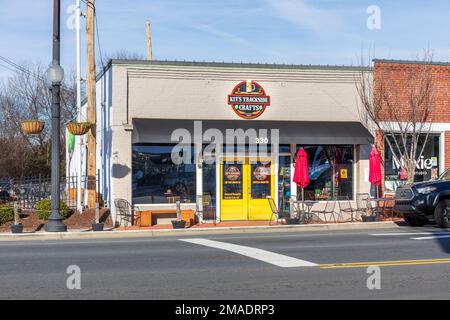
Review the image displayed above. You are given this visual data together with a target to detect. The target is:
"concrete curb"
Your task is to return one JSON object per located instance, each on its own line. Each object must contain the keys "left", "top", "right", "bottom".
{"left": 0, "top": 221, "right": 402, "bottom": 241}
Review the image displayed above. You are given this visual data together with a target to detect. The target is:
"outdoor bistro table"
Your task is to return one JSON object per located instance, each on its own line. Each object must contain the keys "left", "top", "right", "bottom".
{"left": 294, "top": 200, "right": 318, "bottom": 224}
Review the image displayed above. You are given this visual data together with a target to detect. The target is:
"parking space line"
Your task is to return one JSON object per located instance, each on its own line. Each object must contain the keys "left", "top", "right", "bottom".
{"left": 411, "top": 235, "right": 450, "bottom": 240}
{"left": 370, "top": 232, "right": 450, "bottom": 236}
{"left": 180, "top": 238, "right": 318, "bottom": 268}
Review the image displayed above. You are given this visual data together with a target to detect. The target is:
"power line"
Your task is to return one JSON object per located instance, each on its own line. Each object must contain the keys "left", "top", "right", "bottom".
{"left": 80, "top": 0, "right": 105, "bottom": 68}
{"left": 0, "top": 62, "right": 19, "bottom": 75}
{"left": 95, "top": 14, "right": 106, "bottom": 68}
{"left": 0, "top": 55, "right": 44, "bottom": 81}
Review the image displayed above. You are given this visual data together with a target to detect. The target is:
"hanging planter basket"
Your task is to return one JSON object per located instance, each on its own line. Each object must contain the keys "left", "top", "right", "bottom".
{"left": 21, "top": 120, "right": 45, "bottom": 135}
{"left": 66, "top": 122, "right": 91, "bottom": 136}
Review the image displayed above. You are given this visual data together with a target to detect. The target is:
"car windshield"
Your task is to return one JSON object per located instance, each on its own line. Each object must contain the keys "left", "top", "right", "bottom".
{"left": 438, "top": 169, "right": 450, "bottom": 181}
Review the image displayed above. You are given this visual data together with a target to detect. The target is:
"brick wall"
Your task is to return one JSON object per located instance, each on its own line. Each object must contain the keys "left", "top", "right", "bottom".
{"left": 374, "top": 61, "right": 450, "bottom": 123}
{"left": 374, "top": 60, "right": 450, "bottom": 171}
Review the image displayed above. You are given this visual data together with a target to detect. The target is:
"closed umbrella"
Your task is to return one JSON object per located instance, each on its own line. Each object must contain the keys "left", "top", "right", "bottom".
{"left": 293, "top": 148, "right": 310, "bottom": 211}
{"left": 369, "top": 147, "right": 382, "bottom": 198}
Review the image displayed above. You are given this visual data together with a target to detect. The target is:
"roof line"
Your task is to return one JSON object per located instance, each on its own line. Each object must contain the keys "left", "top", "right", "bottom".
{"left": 373, "top": 58, "right": 450, "bottom": 66}
{"left": 109, "top": 59, "right": 372, "bottom": 71}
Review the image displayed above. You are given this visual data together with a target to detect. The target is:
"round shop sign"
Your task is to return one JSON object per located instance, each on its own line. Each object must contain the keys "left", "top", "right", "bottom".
{"left": 227, "top": 80, "right": 270, "bottom": 119}
{"left": 253, "top": 166, "right": 270, "bottom": 181}
{"left": 225, "top": 166, "right": 241, "bottom": 181}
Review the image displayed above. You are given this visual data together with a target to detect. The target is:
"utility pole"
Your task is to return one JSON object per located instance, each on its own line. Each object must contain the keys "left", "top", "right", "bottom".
{"left": 86, "top": 0, "right": 96, "bottom": 209}
{"left": 75, "top": 0, "right": 83, "bottom": 212}
{"left": 146, "top": 20, "right": 152, "bottom": 61}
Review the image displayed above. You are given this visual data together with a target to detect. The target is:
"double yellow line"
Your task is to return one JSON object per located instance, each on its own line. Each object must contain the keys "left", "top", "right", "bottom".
{"left": 319, "top": 258, "right": 450, "bottom": 269}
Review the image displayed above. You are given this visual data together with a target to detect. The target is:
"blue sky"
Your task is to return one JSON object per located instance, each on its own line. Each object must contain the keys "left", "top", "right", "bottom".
{"left": 1, "top": 0, "right": 450, "bottom": 80}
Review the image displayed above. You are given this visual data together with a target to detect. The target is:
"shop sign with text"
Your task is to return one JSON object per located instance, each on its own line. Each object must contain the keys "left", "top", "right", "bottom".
{"left": 228, "top": 80, "right": 270, "bottom": 119}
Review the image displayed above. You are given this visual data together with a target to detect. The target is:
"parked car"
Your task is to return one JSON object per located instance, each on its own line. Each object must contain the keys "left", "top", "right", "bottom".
{"left": 394, "top": 168, "right": 450, "bottom": 227}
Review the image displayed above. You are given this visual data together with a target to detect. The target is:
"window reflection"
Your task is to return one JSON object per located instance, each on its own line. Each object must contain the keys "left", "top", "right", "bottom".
{"left": 297, "top": 145, "right": 354, "bottom": 200}
{"left": 132, "top": 144, "right": 196, "bottom": 204}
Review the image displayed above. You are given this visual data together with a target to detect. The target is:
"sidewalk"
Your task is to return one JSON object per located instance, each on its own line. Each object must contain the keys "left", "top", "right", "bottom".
{"left": 0, "top": 220, "right": 402, "bottom": 241}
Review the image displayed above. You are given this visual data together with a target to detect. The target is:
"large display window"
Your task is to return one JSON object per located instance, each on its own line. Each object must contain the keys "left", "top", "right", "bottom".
{"left": 384, "top": 134, "right": 440, "bottom": 191}
{"left": 296, "top": 145, "right": 354, "bottom": 201}
{"left": 132, "top": 144, "right": 196, "bottom": 204}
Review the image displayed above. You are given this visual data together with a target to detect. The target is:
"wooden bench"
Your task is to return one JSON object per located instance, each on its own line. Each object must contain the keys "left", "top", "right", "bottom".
{"left": 136, "top": 209, "right": 196, "bottom": 227}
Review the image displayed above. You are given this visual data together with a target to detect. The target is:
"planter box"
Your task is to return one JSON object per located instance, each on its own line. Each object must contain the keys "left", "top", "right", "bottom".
{"left": 286, "top": 218, "right": 300, "bottom": 225}
{"left": 362, "top": 215, "right": 377, "bottom": 222}
{"left": 67, "top": 122, "right": 91, "bottom": 136}
{"left": 10, "top": 224, "right": 24, "bottom": 234}
{"left": 21, "top": 120, "right": 44, "bottom": 135}
{"left": 92, "top": 223, "right": 104, "bottom": 231}
{"left": 171, "top": 220, "right": 186, "bottom": 229}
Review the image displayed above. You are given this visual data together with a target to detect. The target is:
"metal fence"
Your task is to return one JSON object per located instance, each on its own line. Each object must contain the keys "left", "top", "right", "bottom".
{"left": 0, "top": 174, "right": 99, "bottom": 211}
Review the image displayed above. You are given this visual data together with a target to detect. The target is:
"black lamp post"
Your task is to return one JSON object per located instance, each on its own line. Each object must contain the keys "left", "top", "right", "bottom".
{"left": 45, "top": 0, "right": 67, "bottom": 232}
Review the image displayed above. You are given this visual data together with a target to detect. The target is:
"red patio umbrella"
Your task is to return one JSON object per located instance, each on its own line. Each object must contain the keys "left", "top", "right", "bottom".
{"left": 293, "top": 148, "right": 310, "bottom": 210}
{"left": 369, "top": 147, "right": 382, "bottom": 198}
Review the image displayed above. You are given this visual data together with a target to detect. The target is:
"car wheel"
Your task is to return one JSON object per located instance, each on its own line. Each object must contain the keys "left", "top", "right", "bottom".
{"left": 434, "top": 199, "right": 450, "bottom": 228}
{"left": 404, "top": 216, "right": 428, "bottom": 227}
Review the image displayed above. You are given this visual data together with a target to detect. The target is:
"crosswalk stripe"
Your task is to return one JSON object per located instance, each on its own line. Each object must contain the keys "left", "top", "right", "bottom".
{"left": 180, "top": 238, "right": 318, "bottom": 268}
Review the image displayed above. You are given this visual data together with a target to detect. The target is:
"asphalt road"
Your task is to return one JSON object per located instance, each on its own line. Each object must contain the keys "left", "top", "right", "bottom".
{"left": 1, "top": 225, "right": 450, "bottom": 299}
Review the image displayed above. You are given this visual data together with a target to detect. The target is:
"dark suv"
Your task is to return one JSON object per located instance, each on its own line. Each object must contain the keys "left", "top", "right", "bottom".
{"left": 394, "top": 168, "right": 450, "bottom": 227}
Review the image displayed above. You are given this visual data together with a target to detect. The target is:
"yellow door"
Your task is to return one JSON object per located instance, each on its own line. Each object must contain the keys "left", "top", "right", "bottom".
{"left": 220, "top": 156, "right": 274, "bottom": 221}
{"left": 220, "top": 157, "right": 248, "bottom": 220}
{"left": 248, "top": 157, "right": 274, "bottom": 220}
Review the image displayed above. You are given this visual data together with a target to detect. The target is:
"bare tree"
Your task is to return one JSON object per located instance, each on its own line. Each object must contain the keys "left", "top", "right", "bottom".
{"left": 98, "top": 50, "right": 145, "bottom": 68}
{"left": 356, "top": 53, "right": 435, "bottom": 184}
{"left": 0, "top": 62, "right": 77, "bottom": 178}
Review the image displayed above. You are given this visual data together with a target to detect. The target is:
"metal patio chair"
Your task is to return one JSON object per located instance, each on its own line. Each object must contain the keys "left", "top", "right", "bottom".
{"left": 114, "top": 198, "right": 141, "bottom": 227}
{"left": 267, "top": 196, "right": 281, "bottom": 225}
{"left": 356, "top": 193, "right": 373, "bottom": 220}
{"left": 337, "top": 196, "right": 355, "bottom": 222}
{"left": 311, "top": 200, "right": 337, "bottom": 223}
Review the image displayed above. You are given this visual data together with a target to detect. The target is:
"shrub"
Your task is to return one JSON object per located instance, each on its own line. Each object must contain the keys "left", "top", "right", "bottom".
{"left": 36, "top": 199, "right": 70, "bottom": 220}
{"left": 0, "top": 205, "right": 14, "bottom": 225}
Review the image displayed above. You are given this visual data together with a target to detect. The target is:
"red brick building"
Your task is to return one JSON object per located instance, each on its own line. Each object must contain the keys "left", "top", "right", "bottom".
{"left": 373, "top": 59, "right": 450, "bottom": 191}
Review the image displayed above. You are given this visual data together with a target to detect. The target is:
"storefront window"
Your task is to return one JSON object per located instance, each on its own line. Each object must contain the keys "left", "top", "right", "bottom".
{"left": 384, "top": 134, "right": 440, "bottom": 192}
{"left": 278, "top": 155, "right": 291, "bottom": 216}
{"left": 202, "top": 145, "right": 216, "bottom": 220}
{"left": 296, "top": 145, "right": 354, "bottom": 200}
{"left": 132, "top": 144, "right": 196, "bottom": 204}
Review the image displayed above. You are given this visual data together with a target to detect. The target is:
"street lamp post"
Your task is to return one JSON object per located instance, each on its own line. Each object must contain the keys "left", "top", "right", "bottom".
{"left": 45, "top": 0, "right": 67, "bottom": 232}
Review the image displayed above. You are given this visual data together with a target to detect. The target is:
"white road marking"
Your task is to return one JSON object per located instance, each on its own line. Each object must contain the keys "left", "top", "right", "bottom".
{"left": 180, "top": 238, "right": 318, "bottom": 268}
{"left": 370, "top": 232, "right": 450, "bottom": 236}
{"left": 411, "top": 235, "right": 450, "bottom": 240}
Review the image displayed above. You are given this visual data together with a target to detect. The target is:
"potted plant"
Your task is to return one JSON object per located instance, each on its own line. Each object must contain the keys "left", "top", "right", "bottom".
{"left": 171, "top": 219, "right": 186, "bottom": 229}
{"left": 10, "top": 203, "right": 23, "bottom": 234}
{"left": 92, "top": 203, "right": 104, "bottom": 231}
{"left": 66, "top": 121, "right": 92, "bottom": 136}
{"left": 21, "top": 120, "right": 44, "bottom": 135}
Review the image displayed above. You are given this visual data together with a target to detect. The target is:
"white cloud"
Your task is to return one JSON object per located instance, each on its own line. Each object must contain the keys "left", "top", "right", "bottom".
{"left": 191, "top": 24, "right": 249, "bottom": 46}
{"left": 265, "top": 0, "right": 343, "bottom": 33}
